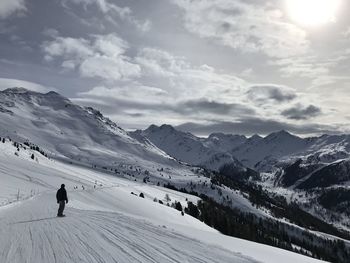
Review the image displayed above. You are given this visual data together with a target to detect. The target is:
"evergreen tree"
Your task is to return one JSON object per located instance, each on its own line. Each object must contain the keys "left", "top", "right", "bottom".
{"left": 175, "top": 201, "right": 182, "bottom": 211}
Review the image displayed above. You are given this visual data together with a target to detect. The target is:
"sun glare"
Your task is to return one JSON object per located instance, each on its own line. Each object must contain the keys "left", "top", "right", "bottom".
{"left": 287, "top": 0, "right": 341, "bottom": 26}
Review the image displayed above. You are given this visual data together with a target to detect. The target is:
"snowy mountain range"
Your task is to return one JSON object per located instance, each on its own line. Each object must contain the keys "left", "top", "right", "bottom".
{"left": 1, "top": 87, "right": 350, "bottom": 262}
{"left": 131, "top": 124, "right": 246, "bottom": 172}
{"left": 135, "top": 122, "right": 350, "bottom": 236}
{"left": 136, "top": 124, "right": 350, "bottom": 186}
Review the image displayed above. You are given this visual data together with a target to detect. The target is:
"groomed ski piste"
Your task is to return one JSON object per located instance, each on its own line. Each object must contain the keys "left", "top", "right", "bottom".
{"left": 0, "top": 140, "right": 325, "bottom": 263}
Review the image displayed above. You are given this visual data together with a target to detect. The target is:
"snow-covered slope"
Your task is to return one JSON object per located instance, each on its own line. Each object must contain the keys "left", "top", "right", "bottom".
{"left": 231, "top": 130, "right": 309, "bottom": 168}
{"left": 0, "top": 88, "right": 195, "bottom": 180}
{"left": 132, "top": 124, "right": 211, "bottom": 165}
{"left": 131, "top": 124, "right": 247, "bottom": 172}
{"left": 266, "top": 134, "right": 350, "bottom": 189}
{"left": 0, "top": 138, "right": 325, "bottom": 263}
{"left": 204, "top": 132, "right": 247, "bottom": 152}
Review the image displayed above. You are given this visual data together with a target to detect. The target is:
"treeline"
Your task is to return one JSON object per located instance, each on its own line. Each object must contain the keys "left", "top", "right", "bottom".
{"left": 23, "top": 141, "right": 48, "bottom": 157}
{"left": 0, "top": 135, "right": 49, "bottom": 159}
{"left": 195, "top": 196, "right": 348, "bottom": 262}
{"left": 164, "top": 182, "right": 350, "bottom": 262}
{"left": 210, "top": 173, "right": 350, "bottom": 240}
{"left": 319, "top": 188, "right": 350, "bottom": 215}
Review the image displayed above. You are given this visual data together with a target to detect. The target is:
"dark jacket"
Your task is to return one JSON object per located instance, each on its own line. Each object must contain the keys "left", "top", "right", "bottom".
{"left": 56, "top": 188, "right": 68, "bottom": 203}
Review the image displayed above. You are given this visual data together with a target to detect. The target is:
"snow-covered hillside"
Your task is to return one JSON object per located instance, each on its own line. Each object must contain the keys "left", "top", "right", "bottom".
{"left": 0, "top": 135, "right": 325, "bottom": 263}
{"left": 0, "top": 88, "right": 195, "bottom": 181}
{"left": 0, "top": 88, "right": 264, "bottom": 214}
{"left": 1, "top": 87, "right": 349, "bottom": 262}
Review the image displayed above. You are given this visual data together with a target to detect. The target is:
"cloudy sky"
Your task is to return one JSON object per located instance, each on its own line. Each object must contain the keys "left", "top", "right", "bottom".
{"left": 1, "top": 0, "right": 350, "bottom": 136}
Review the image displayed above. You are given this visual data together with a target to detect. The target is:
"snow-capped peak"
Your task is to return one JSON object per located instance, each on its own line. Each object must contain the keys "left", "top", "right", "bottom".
{"left": 264, "top": 130, "right": 301, "bottom": 142}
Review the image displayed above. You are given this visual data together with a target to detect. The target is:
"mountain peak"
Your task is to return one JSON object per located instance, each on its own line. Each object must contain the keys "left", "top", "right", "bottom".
{"left": 145, "top": 124, "right": 177, "bottom": 134}
{"left": 244, "top": 134, "right": 263, "bottom": 146}
{"left": 144, "top": 124, "right": 176, "bottom": 133}
{"left": 249, "top": 134, "right": 262, "bottom": 140}
{"left": 1, "top": 87, "right": 31, "bottom": 94}
{"left": 275, "top": 130, "right": 291, "bottom": 136}
{"left": 45, "top": 91, "right": 60, "bottom": 96}
{"left": 145, "top": 124, "right": 159, "bottom": 131}
{"left": 1, "top": 88, "right": 64, "bottom": 98}
{"left": 263, "top": 130, "right": 305, "bottom": 147}
{"left": 159, "top": 124, "right": 175, "bottom": 131}
{"left": 266, "top": 130, "right": 297, "bottom": 139}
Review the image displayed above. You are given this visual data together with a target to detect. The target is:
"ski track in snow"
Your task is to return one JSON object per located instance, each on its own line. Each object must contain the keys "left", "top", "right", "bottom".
{"left": 0, "top": 191, "right": 258, "bottom": 263}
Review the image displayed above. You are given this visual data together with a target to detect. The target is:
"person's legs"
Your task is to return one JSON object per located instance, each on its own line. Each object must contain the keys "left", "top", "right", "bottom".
{"left": 57, "top": 201, "right": 65, "bottom": 216}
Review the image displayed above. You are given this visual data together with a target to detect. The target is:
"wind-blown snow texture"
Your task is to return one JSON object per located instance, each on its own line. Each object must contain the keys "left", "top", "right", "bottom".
{"left": 0, "top": 137, "right": 324, "bottom": 263}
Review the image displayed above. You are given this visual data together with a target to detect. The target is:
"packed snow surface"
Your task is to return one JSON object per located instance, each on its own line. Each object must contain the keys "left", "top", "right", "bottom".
{"left": 0, "top": 140, "right": 325, "bottom": 263}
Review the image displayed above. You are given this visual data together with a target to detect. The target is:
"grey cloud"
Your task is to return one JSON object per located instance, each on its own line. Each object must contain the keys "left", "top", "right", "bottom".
{"left": 220, "top": 22, "right": 231, "bottom": 32}
{"left": 171, "top": 0, "right": 309, "bottom": 58}
{"left": 342, "top": 27, "right": 350, "bottom": 38}
{"left": 0, "top": 78, "right": 53, "bottom": 93}
{"left": 0, "top": 22, "right": 16, "bottom": 34}
{"left": 176, "top": 118, "right": 339, "bottom": 137}
{"left": 126, "top": 112, "right": 144, "bottom": 118}
{"left": 179, "top": 99, "right": 255, "bottom": 115}
{"left": 42, "top": 34, "right": 141, "bottom": 81}
{"left": 0, "top": 0, "right": 348, "bottom": 135}
{"left": 75, "top": 93, "right": 255, "bottom": 118}
{"left": 60, "top": 0, "right": 151, "bottom": 32}
{"left": 72, "top": 93, "right": 344, "bottom": 137}
{"left": 0, "top": 0, "right": 26, "bottom": 19}
{"left": 281, "top": 105, "right": 322, "bottom": 120}
{"left": 63, "top": 0, "right": 111, "bottom": 13}
{"left": 72, "top": 96, "right": 163, "bottom": 115}
{"left": 247, "top": 85, "right": 297, "bottom": 103}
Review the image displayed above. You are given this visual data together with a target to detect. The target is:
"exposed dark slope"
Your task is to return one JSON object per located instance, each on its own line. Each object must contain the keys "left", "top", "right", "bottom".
{"left": 319, "top": 188, "right": 350, "bottom": 215}
{"left": 298, "top": 160, "right": 350, "bottom": 189}
{"left": 276, "top": 159, "right": 323, "bottom": 187}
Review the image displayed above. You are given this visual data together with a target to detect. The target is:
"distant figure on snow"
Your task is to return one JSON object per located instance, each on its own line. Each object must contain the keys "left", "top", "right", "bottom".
{"left": 56, "top": 184, "right": 68, "bottom": 217}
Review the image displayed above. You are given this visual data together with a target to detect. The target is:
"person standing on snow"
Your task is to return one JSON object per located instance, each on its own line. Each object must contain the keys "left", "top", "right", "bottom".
{"left": 56, "top": 184, "right": 68, "bottom": 217}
